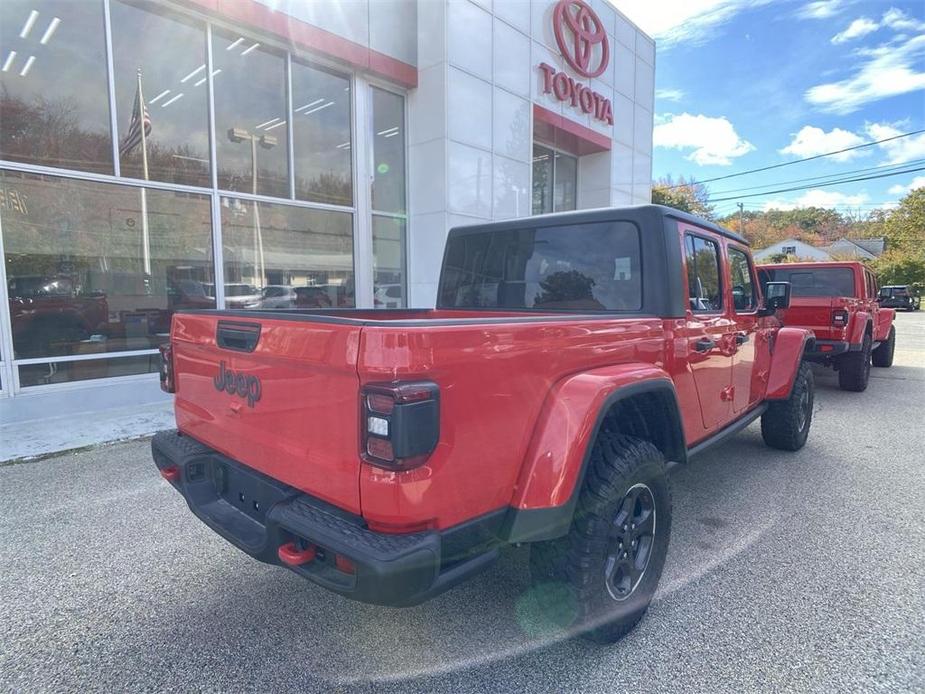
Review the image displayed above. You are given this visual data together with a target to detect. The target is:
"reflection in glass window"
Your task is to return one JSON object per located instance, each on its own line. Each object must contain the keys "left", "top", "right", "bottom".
{"left": 1, "top": 170, "right": 214, "bottom": 360}
{"left": 0, "top": 0, "right": 113, "bottom": 173}
{"left": 372, "top": 216, "right": 405, "bottom": 307}
{"left": 532, "top": 144, "right": 576, "bottom": 215}
{"left": 18, "top": 354, "right": 158, "bottom": 387}
{"left": 371, "top": 88, "right": 405, "bottom": 214}
{"left": 292, "top": 61, "right": 352, "bottom": 206}
{"left": 553, "top": 151, "right": 577, "bottom": 212}
{"left": 110, "top": 0, "right": 209, "bottom": 187}
{"left": 221, "top": 197, "right": 354, "bottom": 309}
{"left": 212, "top": 31, "right": 289, "bottom": 198}
{"left": 439, "top": 222, "right": 641, "bottom": 311}
{"left": 686, "top": 235, "right": 723, "bottom": 312}
{"left": 532, "top": 145, "right": 553, "bottom": 215}
{"left": 728, "top": 247, "right": 757, "bottom": 311}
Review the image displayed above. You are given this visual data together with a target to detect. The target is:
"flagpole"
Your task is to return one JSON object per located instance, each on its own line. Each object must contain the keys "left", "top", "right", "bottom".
{"left": 137, "top": 67, "right": 151, "bottom": 278}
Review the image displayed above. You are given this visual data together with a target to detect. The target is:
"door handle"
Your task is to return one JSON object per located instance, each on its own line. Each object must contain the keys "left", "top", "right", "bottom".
{"left": 694, "top": 338, "right": 715, "bottom": 353}
{"left": 735, "top": 332, "right": 749, "bottom": 345}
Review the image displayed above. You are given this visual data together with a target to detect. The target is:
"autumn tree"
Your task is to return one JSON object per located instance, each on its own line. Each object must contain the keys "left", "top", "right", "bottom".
{"left": 651, "top": 176, "right": 715, "bottom": 220}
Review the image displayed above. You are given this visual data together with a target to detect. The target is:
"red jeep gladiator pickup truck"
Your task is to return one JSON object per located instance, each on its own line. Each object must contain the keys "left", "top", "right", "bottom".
{"left": 757, "top": 261, "right": 896, "bottom": 392}
{"left": 153, "top": 206, "right": 814, "bottom": 642}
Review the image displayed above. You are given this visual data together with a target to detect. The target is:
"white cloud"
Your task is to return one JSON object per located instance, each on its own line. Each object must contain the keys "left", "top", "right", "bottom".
{"left": 831, "top": 17, "right": 879, "bottom": 44}
{"left": 797, "top": 1, "right": 843, "bottom": 20}
{"left": 888, "top": 176, "right": 925, "bottom": 195}
{"left": 655, "top": 88, "right": 685, "bottom": 101}
{"left": 613, "top": 0, "right": 770, "bottom": 47}
{"left": 866, "top": 122, "right": 925, "bottom": 164}
{"left": 805, "top": 34, "right": 925, "bottom": 113}
{"left": 654, "top": 113, "right": 755, "bottom": 165}
{"left": 762, "top": 190, "right": 870, "bottom": 211}
{"left": 882, "top": 7, "right": 925, "bottom": 32}
{"left": 780, "top": 125, "right": 867, "bottom": 161}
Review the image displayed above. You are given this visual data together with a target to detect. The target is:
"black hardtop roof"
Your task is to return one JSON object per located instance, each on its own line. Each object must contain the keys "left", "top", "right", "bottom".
{"left": 446, "top": 204, "right": 749, "bottom": 246}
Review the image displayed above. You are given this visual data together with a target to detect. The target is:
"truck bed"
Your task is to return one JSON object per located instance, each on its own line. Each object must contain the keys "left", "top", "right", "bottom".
{"left": 170, "top": 308, "right": 666, "bottom": 528}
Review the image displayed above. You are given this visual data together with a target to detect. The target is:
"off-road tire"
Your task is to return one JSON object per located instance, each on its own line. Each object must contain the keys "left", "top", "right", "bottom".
{"left": 872, "top": 326, "right": 895, "bottom": 368}
{"left": 529, "top": 434, "right": 672, "bottom": 644}
{"left": 761, "top": 361, "right": 814, "bottom": 451}
{"left": 838, "top": 332, "right": 872, "bottom": 392}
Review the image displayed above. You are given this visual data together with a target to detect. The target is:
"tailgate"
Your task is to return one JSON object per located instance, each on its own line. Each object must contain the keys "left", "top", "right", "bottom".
{"left": 171, "top": 312, "right": 363, "bottom": 513}
{"left": 778, "top": 297, "right": 838, "bottom": 338}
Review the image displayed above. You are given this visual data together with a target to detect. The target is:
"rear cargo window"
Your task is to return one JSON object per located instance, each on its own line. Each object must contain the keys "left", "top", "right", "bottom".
{"left": 761, "top": 267, "right": 856, "bottom": 298}
{"left": 438, "top": 222, "right": 642, "bottom": 311}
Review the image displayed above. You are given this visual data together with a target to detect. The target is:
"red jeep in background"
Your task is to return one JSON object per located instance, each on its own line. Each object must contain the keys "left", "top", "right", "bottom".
{"left": 757, "top": 261, "right": 896, "bottom": 392}
{"left": 153, "top": 206, "right": 814, "bottom": 643}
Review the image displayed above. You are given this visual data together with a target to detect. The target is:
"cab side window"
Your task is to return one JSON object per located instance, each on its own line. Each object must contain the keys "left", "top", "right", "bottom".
{"left": 728, "top": 247, "right": 757, "bottom": 312}
{"left": 685, "top": 234, "right": 723, "bottom": 312}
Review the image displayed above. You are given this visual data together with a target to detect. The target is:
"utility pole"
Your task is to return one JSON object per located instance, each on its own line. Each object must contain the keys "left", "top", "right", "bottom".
{"left": 737, "top": 202, "right": 745, "bottom": 235}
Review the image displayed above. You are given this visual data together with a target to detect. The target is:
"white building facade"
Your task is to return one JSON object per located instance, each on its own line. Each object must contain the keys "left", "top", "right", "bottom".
{"left": 0, "top": 0, "right": 654, "bottom": 421}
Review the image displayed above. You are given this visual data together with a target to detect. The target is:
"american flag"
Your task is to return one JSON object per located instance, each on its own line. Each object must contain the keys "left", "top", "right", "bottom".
{"left": 119, "top": 80, "right": 152, "bottom": 157}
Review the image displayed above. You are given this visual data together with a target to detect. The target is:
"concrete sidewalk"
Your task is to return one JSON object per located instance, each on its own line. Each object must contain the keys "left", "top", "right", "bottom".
{"left": 0, "top": 400, "right": 173, "bottom": 462}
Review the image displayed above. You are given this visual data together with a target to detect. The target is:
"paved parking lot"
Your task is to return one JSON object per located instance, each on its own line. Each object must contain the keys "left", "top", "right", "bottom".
{"left": 2, "top": 312, "right": 923, "bottom": 693}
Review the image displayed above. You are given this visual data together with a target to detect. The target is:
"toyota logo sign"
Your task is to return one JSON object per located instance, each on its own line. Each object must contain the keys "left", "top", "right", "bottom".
{"left": 553, "top": 0, "right": 610, "bottom": 79}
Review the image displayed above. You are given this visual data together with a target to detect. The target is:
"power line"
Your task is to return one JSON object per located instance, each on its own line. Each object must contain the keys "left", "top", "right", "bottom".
{"left": 708, "top": 158, "right": 925, "bottom": 196}
{"left": 708, "top": 165, "right": 925, "bottom": 203}
{"left": 666, "top": 128, "right": 925, "bottom": 189}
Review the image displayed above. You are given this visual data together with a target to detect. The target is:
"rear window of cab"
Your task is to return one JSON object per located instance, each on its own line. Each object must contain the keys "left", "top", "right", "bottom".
{"left": 760, "top": 267, "right": 856, "bottom": 298}
{"left": 438, "top": 222, "right": 642, "bottom": 311}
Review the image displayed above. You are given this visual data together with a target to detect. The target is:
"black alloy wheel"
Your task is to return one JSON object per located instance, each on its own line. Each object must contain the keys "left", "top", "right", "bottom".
{"left": 604, "top": 483, "right": 656, "bottom": 601}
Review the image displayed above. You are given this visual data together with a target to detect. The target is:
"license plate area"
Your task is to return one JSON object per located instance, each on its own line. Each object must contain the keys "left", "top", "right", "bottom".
{"left": 211, "top": 459, "right": 287, "bottom": 524}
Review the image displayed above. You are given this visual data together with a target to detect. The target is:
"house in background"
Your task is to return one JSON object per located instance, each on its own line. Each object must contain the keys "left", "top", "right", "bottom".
{"left": 822, "top": 238, "right": 886, "bottom": 259}
{"left": 754, "top": 237, "right": 886, "bottom": 262}
{"left": 753, "top": 239, "right": 833, "bottom": 261}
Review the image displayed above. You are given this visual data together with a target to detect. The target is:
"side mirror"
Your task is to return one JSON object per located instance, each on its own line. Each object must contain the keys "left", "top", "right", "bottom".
{"left": 758, "top": 281, "right": 791, "bottom": 316}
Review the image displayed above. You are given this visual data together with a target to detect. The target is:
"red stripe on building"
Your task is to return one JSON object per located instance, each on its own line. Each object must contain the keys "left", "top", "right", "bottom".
{"left": 533, "top": 104, "right": 612, "bottom": 156}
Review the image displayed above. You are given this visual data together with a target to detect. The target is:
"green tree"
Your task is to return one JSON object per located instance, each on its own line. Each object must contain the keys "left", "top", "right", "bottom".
{"left": 651, "top": 176, "right": 715, "bottom": 220}
{"left": 880, "top": 188, "right": 925, "bottom": 253}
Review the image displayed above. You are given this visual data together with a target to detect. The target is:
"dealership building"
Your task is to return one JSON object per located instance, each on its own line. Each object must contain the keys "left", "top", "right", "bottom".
{"left": 0, "top": 0, "right": 654, "bottom": 424}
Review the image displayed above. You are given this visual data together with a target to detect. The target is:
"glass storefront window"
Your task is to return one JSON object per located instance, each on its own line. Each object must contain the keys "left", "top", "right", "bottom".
{"left": 372, "top": 216, "right": 405, "bottom": 307}
{"left": 110, "top": 0, "right": 210, "bottom": 187}
{"left": 0, "top": 0, "right": 113, "bottom": 174}
{"left": 1, "top": 170, "right": 214, "bottom": 360}
{"left": 532, "top": 144, "right": 577, "bottom": 215}
{"left": 212, "top": 30, "right": 289, "bottom": 198}
{"left": 371, "top": 88, "right": 405, "bottom": 214}
{"left": 221, "top": 197, "right": 354, "bottom": 309}
{"left": 18, "top": 354, "right": 158, "bottom": 387}
{"left": 532, "top": 145, "right": 553, "bottom": 215}
{"left": 292, "top": 61, "right": 352, "bottom": 206}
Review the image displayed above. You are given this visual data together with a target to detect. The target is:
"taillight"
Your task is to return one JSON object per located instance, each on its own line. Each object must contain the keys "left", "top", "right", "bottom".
{"left": 159, "top": 343, "right": 175, "bottom": 393}
{"left": 361, "top": 381, "right": 439, "bottom": 471}
{"left": 832, "top": 309, "right": 849, "bottom": 327}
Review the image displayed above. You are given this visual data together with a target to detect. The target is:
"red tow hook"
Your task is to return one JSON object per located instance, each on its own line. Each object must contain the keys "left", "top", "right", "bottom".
{"left": 278, "top": 542, "right": 317, "bottom": 566}
{"left": 160, "top": 465, "right": 181, "bottom": 482}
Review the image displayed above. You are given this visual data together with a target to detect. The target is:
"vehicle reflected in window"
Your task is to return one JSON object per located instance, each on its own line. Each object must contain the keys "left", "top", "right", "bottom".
{"left": 1, "top": 170, "right": 214, "bottom": 364}
{"left": 220, "top": 197, "right": 355, "bottom": 309}
{"left": 0, "top": 0, "right": 113, "bottom": 173}
{"left": 372, "top": 216, "right": 405, "bottom": 307}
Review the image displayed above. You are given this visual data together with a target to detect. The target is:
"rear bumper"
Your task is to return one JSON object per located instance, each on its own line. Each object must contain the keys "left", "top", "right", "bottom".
{"left": 151, "top": 430, "right": 498, "bottom": 607}
{"left": 803, "top": 339, "right": 852, "bottom": 361}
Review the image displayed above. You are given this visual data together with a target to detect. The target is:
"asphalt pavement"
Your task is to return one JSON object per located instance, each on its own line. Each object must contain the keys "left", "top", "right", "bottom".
{"left": 2, "top": 312, "right": 924, "bottom": 693}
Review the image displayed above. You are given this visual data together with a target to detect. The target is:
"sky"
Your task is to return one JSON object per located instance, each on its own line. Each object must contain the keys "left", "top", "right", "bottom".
{"left": 612, "top": 0, "right": 925, "bottom": 219}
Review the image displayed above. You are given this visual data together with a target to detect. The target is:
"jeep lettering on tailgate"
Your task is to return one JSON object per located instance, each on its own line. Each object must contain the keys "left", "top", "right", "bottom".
{"left": 213, "top": 361, "right": 261, "bottom": 407}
